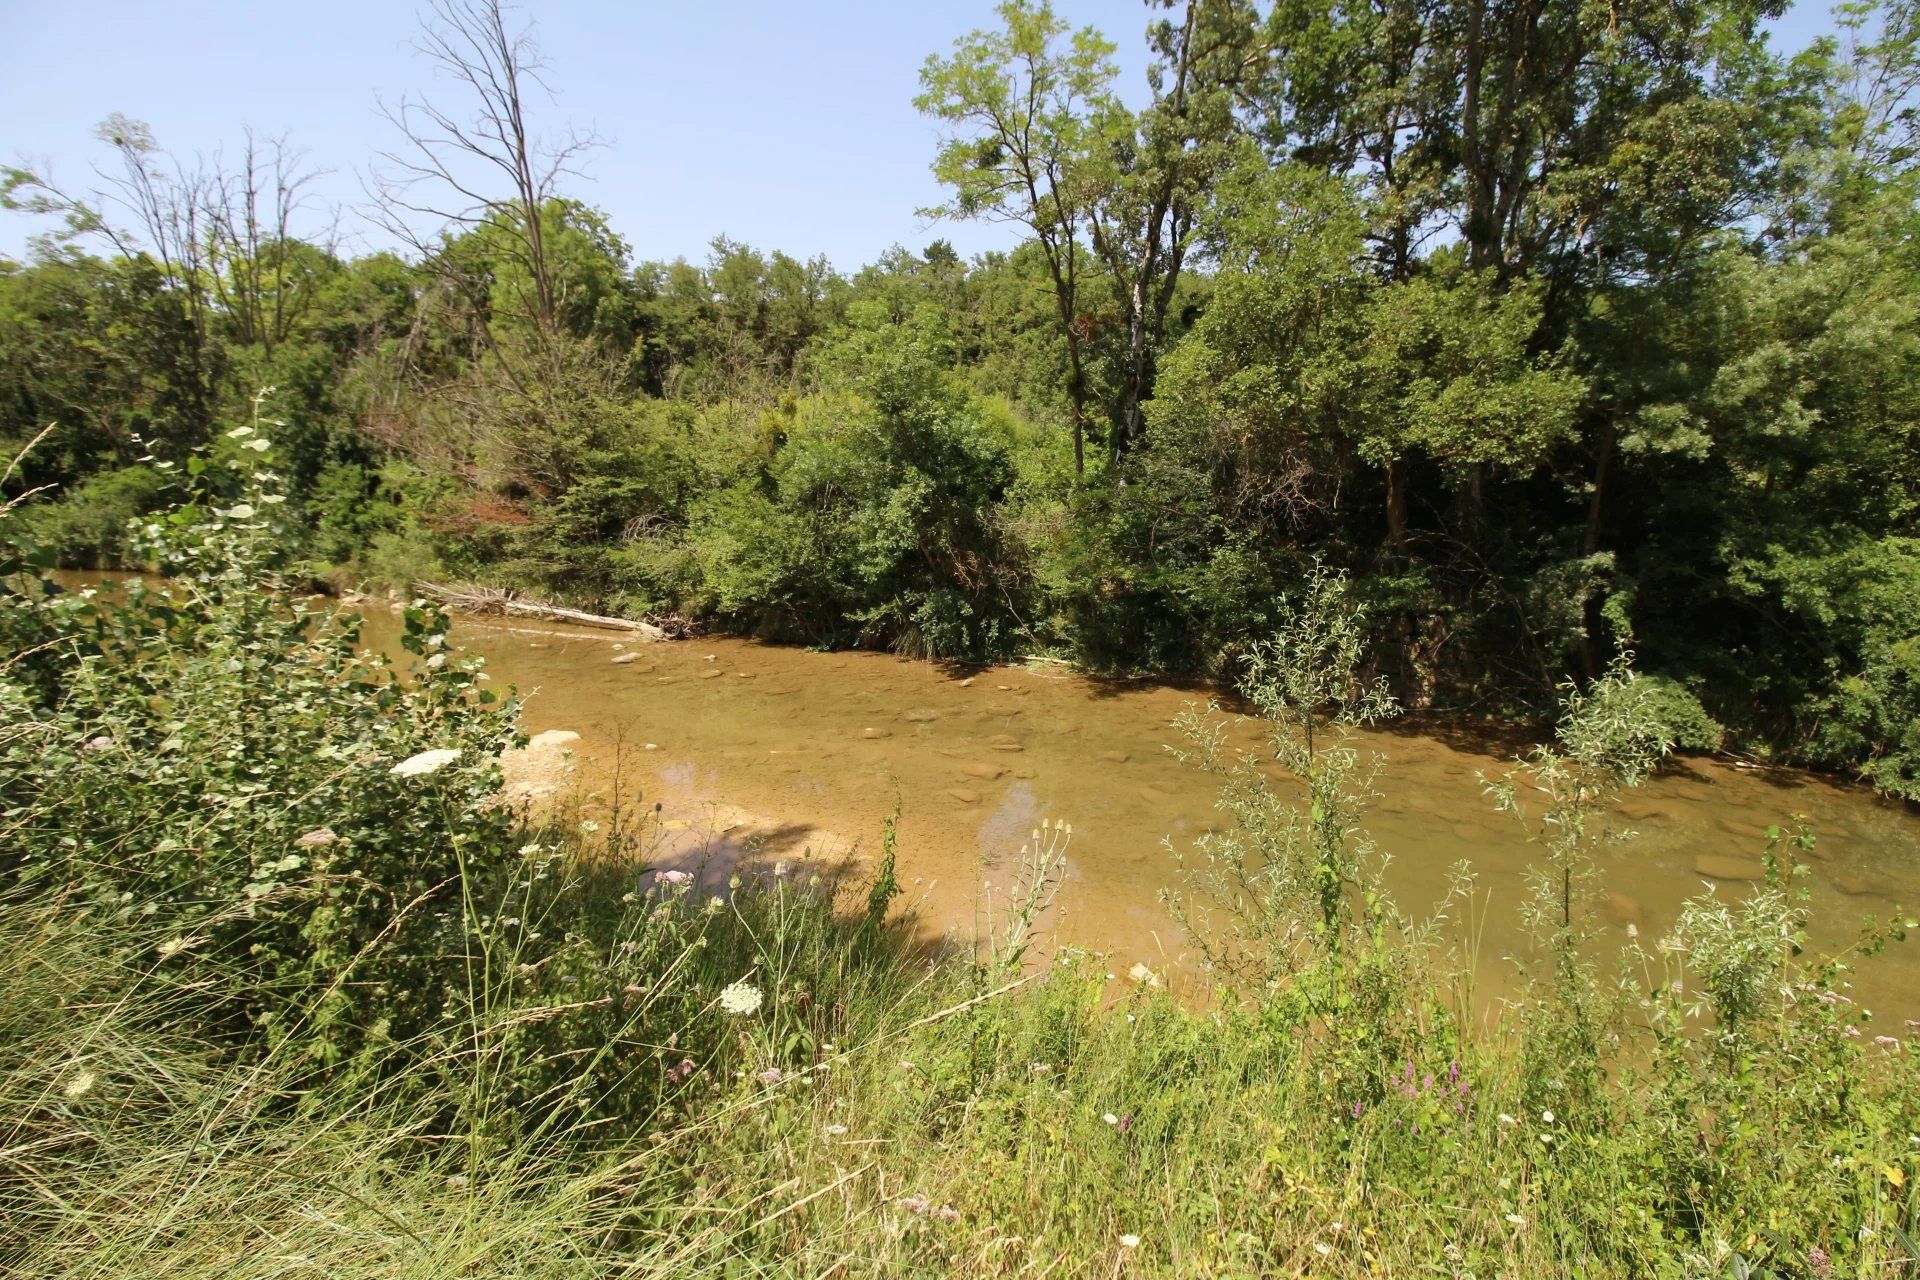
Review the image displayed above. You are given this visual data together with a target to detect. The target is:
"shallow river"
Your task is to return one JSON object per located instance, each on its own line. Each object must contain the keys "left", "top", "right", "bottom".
{"left": 356, "top": 609, "right": 1920, "bottom": 1018}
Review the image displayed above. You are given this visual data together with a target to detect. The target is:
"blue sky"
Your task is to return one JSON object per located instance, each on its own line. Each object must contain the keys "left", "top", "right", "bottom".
{"left": 0, "top": 0, "right": 1843, "bottom": 272}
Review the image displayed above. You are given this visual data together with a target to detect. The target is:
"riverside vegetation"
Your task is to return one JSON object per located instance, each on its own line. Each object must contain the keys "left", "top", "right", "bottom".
{"left": 4, "top": 0, "right": 1920, "bottom": 799}
{"left": 0, "top": 422, "right": 1916, "bottom": 1277}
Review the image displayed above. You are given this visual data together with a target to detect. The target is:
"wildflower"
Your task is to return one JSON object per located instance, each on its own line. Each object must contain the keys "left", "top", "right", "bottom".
{"left": 656, "top": 869, "right": 692, "bottom": 886}
{"left": 718, "top": 981, "right": 763, "bottom": 1016}
{"left": 706, "top": 896, "right": 724, "bottom": 913}
{"left": 295, "top": 827, "right": 337, "bottom": 849}
{"left": 1505, "top": 1213, "right": 1526, "bottom": 1226}
{"left": 1314, "top": 1242, "right": 1333, "bottom": 1257}
{"left": 899, "top": 1060, "right": 916, "bottom": 1072}
{"left": 1029, "top": 1063, "right": 1052, "bottom": 1075}
{"left": 1875, "top": 1035, "right": 1901, "bottom": 1050}
{"left": 1626, "top": 922, "right": 1638, "bottom": 939}
{"left": 825, "top": 1124, "right": 848, "bottom": 1136}
{"left": 518, "top": 842, "right": 543, "bottom": 857}
{"left": 1843, "top": 1025, "right": 1862, "bottom": 1038}
{"left": 156, "top": 935, "right": 202, "bottom": 960}
{"left": 936, "top": 1204, "right": 961, "bottom": 1222}
{"left": 63, "top": 1069, "right": 95, "bottom": 1099}
{"left": 757, "top": 1067, "right": 783, "bottom": 1084}
{"left": 898, "top": 1193, "right": 931, "bottom": 1215}
{"left": 665, "top": 1058, "right": 695, "bottom": 1084}
{"left": 1541, "top": 1110, "right": 1555, "bottom": 1124}
{"left": 773, "top": 859, "right": 789, "bottom": 877}
{"left": 1118, "top": 1114, "right": 1131, "bottom": 1134}
{"left": 1808, "top": 1246, "right": 1833, "bottom": 1278}
{"left": 1103, "top": 1112, "right": 1119, "bottom": 1126}
{"left": 390, "top": 747, "right": 462, "bottom": 777}
{"left": 1119, "top": 1234, "right": 1140, "bottom": 1248}
{"left": 81, "top": 735, "right": 114, "bottom": 753}
{"left": 1498, "top": 1113, "right": 1518, "bottom": 1126}
{"left": 1539, "top": 1133, "right": 1554, "bottom": 1145}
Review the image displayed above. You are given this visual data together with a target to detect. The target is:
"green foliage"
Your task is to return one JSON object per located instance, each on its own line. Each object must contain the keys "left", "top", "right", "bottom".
{"left": 688, "top": 326, "right": 1025, "bottom": 657}
{"left": 15, "top": 464, "right": 172, "bottom": 567}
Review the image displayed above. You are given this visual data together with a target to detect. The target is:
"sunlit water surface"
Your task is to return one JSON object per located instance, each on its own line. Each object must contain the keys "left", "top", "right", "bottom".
{"left": 346, "top": 607, "right": 1920, "bottom": 1020}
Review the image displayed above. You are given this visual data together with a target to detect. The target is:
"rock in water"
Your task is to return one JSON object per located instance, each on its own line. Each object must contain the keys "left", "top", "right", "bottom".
{"left": 527, "top": 730, "right": 581, "bottom": 751}
{"left": 611, "top": 652, "right": 640, "bottom": 665}
{"left": 1694, "top": 855, "right": 1764, "bottom": 882}
{"left": 1601, "top": 891, "right": 1644, "bottom": 928}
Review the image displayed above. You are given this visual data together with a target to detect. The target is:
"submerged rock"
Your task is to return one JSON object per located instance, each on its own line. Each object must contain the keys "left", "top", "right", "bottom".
{"left": 527, "top": 730, "right": 581, "bottom": 751}
{"left": 611, "top": 652, "right": 640, "bottom": 665}
{"left": 1694, "top": 855, "right": 1764, "bottom": 882}
{"left": 1602, "top": 891, "right": 1644, "bottom": 928}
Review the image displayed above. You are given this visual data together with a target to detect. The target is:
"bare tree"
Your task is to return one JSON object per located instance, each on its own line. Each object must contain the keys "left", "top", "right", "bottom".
{"left": 371, "top": 0, "right": 599, "bottom": 377}
{"left": 2, "top": 115, "right": 223, "bottom": 432}
{"left": 205, "top": 130, "right": 332, "bottom": 356}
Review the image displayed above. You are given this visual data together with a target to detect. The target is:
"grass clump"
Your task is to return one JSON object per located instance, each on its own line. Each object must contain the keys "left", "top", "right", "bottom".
{"left": 1, "top": 449, "right": 1916, "bottom": 1277}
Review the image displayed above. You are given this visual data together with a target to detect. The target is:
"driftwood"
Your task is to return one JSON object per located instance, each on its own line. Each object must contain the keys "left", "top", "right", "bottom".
{"left": 416, "top": 581, "right": 666, "bottom": 640}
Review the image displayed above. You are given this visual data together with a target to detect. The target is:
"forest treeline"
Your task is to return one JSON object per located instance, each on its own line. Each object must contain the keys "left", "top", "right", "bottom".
{"left": 2, "top": 0, "right": 1917, "bottom": 797}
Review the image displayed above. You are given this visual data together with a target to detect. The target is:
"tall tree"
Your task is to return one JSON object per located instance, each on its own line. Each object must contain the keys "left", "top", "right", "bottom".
{"left": 917, "top": 0, "right": 1118, "bottom": 476}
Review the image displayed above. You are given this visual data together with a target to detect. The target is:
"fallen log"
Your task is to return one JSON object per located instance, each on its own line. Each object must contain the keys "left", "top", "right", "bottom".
{"left": 416, "top": 581, "right": 665, "bottom": 640}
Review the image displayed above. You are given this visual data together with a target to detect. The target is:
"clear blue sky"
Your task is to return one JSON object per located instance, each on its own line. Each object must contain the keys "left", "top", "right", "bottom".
{"left": 0, "top": 0, "right": 1843, "bottom": 272}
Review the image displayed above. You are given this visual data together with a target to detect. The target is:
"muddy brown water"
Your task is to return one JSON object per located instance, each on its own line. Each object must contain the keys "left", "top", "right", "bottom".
{"left": 342, "top": 607, "right": 1920, "bottom": 1020}
{"left": 48, "top": 572, "right": 1917, "bottom": 1017}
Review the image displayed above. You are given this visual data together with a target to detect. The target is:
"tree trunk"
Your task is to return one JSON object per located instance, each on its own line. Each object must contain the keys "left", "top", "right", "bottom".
{"left": 1385, "top": 456, "right": 1410, "bottom": 551}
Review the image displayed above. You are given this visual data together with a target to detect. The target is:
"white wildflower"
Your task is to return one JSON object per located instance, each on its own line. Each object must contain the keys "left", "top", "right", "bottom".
{"left": 1102, "top": 1112, "right": 1119, "bottom": 1126}
{"left": 1119, "top": 1234, "right": 1141, "bottom": 1248}
{"left": 718, "top": 981, "right": 763, "bottom": 1016}
{"left": 390, "top": 747, "right": 462, "bottom": 777}
{"left": 1541, "top": 1109, "right": 1555, "bottom": 1124}
{"left": 1506, "top": 1213, "right": 1526, "bottom": 1226}
{"left": 294, "top": 827, "right": 337, "bottom": 849}
{"left": 825, "top": 1124, "right": 848, "bottom": 1137}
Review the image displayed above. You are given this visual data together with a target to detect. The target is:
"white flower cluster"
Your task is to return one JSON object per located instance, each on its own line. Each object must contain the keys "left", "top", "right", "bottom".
{"left": 718, "top": 980, "right": 763, "bottom": 1016}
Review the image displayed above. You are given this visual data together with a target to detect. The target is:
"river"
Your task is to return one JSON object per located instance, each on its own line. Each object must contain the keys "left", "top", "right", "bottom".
{"left": 353, "top": 606, "right": 1920, "bottom": 1019}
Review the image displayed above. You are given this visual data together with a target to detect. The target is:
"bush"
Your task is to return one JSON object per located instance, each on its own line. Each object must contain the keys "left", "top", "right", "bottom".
{"left": 18, "top": 464, "right": 172, "bottom": 567}
{"left": 1603, "top": 671, "right": 1725, "bottom": 753}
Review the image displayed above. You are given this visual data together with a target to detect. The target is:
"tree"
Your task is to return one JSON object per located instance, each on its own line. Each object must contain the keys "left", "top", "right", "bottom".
{"left": 372, "top": 0, "right": 599, "bottom": 384}
{"left": 917, "top": 0, "right": 1118, "bottom": 476}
